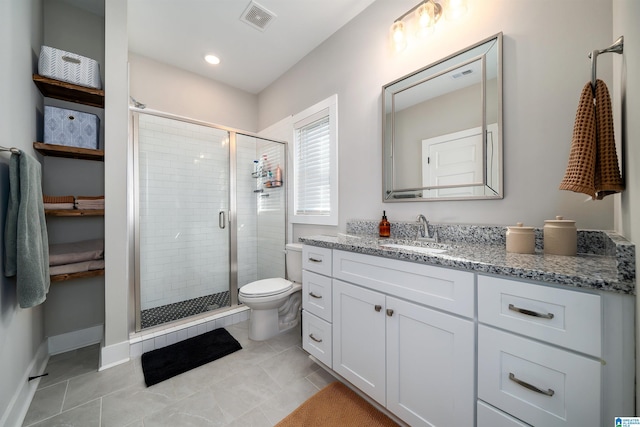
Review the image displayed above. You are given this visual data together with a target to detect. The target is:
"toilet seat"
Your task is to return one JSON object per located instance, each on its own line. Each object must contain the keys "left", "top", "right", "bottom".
{"left": 239, "top": 278, "right": 293, "bottom": 298}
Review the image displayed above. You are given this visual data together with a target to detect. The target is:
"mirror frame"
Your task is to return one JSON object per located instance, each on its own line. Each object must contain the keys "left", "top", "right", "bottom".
{"left": 382, "top": 32, "right": 503, "bottom": 202}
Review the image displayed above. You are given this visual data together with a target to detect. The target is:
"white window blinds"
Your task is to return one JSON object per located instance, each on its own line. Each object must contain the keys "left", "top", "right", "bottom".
{"left": 294, "top": 113, "right": 330, "bottom": 216}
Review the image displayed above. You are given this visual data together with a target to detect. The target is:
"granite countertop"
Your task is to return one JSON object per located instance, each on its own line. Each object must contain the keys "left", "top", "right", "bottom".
{"left": 299, "top": 229, "right": 636, "bottom": 295}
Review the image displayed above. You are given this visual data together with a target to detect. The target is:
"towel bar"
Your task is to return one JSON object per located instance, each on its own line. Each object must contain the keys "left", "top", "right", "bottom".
{"left": 0, "top": 145, "right": 21, "bottom": 155}
{"left": 589, "top": 36, "right": 624, "bottom": 94}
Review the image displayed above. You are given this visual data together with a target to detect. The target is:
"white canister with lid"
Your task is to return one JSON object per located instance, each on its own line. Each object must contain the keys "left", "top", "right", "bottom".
{"left": 506, "top": 222, "right": 536, "bottom": 254}
{"left": 544, "top": 216, "right": 577, "bottom": 256}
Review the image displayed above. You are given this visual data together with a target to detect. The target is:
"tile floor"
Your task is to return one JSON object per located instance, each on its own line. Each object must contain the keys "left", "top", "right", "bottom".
{"left": 23, "top": 320, "right": 336, "bottom": 426}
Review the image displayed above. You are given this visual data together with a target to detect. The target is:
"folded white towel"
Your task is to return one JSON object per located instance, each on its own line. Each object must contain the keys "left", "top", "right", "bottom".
{"left": 49, "top": 239, "right": 104, "bottom": 266}
{"left": 50, "top": 259, "right": 105, "bottom": 276}
{"left": 44, "top": 203, "right": 75, "bottom": 209}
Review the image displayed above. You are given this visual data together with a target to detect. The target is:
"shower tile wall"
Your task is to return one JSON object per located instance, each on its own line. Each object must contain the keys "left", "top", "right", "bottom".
{"left": 256, "top": 140, "right": 286, "bottom": 281}
{"left": 236, "top": 136, "right": 258, "bottom": 287}
{"left": 138, "top": 115, "right": 230, "bottom": 311}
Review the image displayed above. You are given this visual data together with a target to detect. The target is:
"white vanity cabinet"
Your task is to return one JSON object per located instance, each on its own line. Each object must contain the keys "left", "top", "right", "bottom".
{"left": 300, "top": 243, "right": 635, "bottom": 427}
{"left": 332, "top": 250, "right": 475, "bottom": 427}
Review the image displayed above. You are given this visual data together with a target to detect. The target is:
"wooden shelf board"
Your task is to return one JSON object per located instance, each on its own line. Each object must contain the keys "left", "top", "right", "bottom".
{"left": 33, "top": 142, "right": 104, "bottom": 161}
{"left": 45, "top": 209, "right": 104, "bottom": 217}
{"left": 33, "top": 74, "right": 104, "bottom": 108}
{"left": 51, "top": 268, "right": 104, "bottom": 282}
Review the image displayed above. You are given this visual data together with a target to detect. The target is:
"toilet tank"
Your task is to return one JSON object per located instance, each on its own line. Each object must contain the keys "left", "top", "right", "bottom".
{"left": 285, "top": 243, "right": 303, "bottom": 283}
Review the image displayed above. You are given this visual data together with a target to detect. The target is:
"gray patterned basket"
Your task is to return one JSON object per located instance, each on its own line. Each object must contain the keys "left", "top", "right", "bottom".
{"left": 38, "top": 46, "right": 102, "bottom": 89}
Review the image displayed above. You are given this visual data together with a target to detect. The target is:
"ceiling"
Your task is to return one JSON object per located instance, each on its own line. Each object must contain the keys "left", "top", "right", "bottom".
{"left": 125, "top": 0, "right": 377, "bottom": 94}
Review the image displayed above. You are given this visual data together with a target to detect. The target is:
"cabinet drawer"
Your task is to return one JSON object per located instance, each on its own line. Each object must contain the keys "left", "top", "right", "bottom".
{"left": 302, "top": 270, "right": 332, "bottom": 322}
{"left": 302, "top": 311, "right": 332, "bottom": 368}
{"left": 478, "top": 326, "right": 601, "bottom": 427}
{"left": 478, "top": 275, "right": 601, "bottom": 357}
{"left": 477, "top": 401, "right": 531, "bottom": 427}
{"left": 332, "top": 250, "right": 474, "bottom": 317}
{"left": 302, "top": 245, "right": 332, "bottom": 276}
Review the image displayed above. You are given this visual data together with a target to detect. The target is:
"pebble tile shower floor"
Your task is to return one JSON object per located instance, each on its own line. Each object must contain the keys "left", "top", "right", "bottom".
{"left": 140, "top": 290, "right": 231, "bottom": 329}
{"left": 22, "top": 320, "right": 337, "bottom": 426}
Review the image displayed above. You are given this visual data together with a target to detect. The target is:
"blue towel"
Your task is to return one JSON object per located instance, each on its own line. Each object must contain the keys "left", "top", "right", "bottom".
{"left": 4, "top": 151, "right": 50, "bottom": 308}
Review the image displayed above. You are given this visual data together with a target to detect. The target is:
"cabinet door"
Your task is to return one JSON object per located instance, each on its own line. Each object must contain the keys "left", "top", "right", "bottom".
{"left": 333, "top": 279, "right": 386, "bottom": 406}
{"left": 386, "top": 296, "right": 475, "bottom": 427}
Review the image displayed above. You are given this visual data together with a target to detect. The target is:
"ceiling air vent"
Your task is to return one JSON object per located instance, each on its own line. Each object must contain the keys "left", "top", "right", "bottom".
{"left": 240, "top": 1, "right": 276, "bottom": 32}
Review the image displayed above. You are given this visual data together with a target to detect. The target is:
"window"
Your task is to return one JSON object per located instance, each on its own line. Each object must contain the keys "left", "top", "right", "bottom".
{"left": 291, "top": 95, "right": 338, "bottom": 225}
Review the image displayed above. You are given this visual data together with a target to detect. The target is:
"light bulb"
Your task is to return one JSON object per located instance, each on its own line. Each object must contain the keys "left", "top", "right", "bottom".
{"left": 444, "top": 0, "right": 467, "bottom": 20}
{"left": 416, "top": 2, "right": 434, "bottom": 29}
{"left": 391, "top": 21, "right": 407, "bottom": 52}
{"left": 415, "top": 1, "right": 436, "bottom": 38}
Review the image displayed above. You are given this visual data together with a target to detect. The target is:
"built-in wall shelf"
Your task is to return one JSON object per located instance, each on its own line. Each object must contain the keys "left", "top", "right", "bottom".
{"left": 32, "top": 74, "right": 104, "bottom": 108}
{"left": 51, "top": 269, "right": 105, "bottom": 283}
{"left": 45, "top": 209, "right": 104, "bottom": 217}
{"left": 33, "top": 142, "right": 104, "bottom": 161}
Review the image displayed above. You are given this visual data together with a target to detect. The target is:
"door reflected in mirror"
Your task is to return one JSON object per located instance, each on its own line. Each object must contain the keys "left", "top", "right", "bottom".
{"left": 383, "top": 33, "right": 503, "bottom": 201}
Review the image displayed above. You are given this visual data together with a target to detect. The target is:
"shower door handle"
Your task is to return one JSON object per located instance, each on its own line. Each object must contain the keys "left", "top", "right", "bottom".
{"left": 219, "top": 211, "right": 226, "bottom": 229}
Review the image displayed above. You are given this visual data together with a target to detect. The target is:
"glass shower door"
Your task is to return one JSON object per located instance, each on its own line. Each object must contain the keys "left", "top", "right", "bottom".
{"left": 235, "top": 134, "right": 287, "bottom": 288}
{"left": 134, "top": 113, "right": 231, "bottom": 330}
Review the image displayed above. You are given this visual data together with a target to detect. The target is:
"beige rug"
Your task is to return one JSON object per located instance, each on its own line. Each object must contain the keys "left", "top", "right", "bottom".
{"left": 275, "top": 381, "right": 399, "bottom": 426}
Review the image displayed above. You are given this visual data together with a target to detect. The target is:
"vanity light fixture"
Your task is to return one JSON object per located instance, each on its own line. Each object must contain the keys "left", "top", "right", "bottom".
{"left": 391, "top": 0, "right": 467, "bottom": 52}
{"left": 204, "top": 54, "right": 221, "bottom": 65}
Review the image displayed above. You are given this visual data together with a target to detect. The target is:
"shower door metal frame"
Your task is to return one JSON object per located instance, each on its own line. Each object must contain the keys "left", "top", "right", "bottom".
{"left": 131, "top": 109, "right": 287, "bottom": 332}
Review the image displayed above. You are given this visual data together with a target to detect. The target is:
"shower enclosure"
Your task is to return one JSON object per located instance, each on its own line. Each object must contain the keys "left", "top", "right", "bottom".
{"left": 132, "top": 111, "right": 286, "bottom": 331}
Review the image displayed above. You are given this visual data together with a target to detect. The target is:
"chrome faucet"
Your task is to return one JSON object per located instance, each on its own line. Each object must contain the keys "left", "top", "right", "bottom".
{"left": 417, "top": 214, "right": 438, "bottom": 242}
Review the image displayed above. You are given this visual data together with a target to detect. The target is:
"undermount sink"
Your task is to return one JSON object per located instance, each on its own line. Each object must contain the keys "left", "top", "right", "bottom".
{"left": 380, "top": 243, "right": 447, "bottom": 255}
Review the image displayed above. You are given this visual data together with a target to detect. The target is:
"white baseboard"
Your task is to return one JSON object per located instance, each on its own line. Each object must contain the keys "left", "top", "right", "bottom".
{"left": 0, "top": 341, "right": 49, "bottom": 427}
{"left": 99, "top": 340, "right": 130, "bottom": 371}
{"left": 48, "top": 324, "right": 103, "bottom": 356}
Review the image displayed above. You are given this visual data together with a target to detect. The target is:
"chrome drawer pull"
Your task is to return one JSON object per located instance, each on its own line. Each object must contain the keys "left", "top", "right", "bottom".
{"left": 308, "top": 257, "right": 322, "bottom": 263}
{"left": 309, "top": 334, "right": 322, "bottom": 343}
{"left": 309, "top": 292, "right": 322, "bottom": 299}
{"left": 509, "top": 372, "right": 555, "bottom": 397}
{"left": 508, "top": 303, "right": 554, "bottom": 319}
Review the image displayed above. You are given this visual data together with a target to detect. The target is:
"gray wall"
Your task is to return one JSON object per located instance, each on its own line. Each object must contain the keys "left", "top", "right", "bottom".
{"left": 259, "top": 0, "right": 616, "bottom": 237}
{"left": 129, "top": 53, "right": 259, "bottom": 132}
{"left": 0, "top": 0, "right": 45, "bottom": 423}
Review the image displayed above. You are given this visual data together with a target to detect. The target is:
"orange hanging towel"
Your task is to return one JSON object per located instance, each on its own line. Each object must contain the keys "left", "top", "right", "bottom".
{"left": 559, "top": 79, "right": 624, "bottom": 199}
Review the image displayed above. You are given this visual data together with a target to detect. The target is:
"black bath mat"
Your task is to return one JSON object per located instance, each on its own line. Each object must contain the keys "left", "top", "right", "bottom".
{"left": 141, "top": 327, "right": 242, "bottom": 387}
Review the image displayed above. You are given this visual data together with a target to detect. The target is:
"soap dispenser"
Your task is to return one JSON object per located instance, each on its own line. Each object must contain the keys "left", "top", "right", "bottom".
{"left": 379, "top": 211, "right": 390, "bottom": 237}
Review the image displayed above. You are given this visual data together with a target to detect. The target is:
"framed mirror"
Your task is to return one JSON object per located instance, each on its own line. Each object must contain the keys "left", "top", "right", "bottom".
{"left": 382, "top": 33, "right": 503, "bottom": 201}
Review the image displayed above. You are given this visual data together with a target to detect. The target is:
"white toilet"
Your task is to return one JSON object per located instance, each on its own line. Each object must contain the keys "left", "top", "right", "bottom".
{"left": 239, "top": 243, "right": 303, "bottom": 341}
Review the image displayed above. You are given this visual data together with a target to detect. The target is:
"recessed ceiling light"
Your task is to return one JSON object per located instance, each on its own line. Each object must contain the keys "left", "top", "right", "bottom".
{"left": 204, "top": 54, "right": 220, "bottom": 65}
